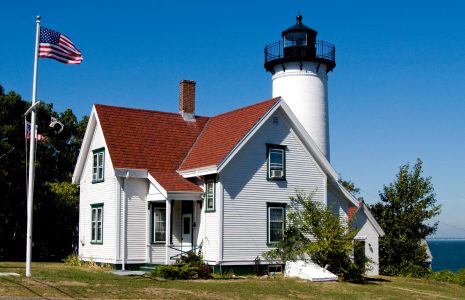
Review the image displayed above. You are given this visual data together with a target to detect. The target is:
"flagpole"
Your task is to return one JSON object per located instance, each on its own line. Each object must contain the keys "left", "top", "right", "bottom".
{"left": 26, "top": 15, "right": 40, "bottom": 278}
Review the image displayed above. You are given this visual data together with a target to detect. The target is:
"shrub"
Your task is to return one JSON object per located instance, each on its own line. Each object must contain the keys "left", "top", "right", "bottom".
{"left": 64, "top": 254, "right": 84, "bottom": 266}
{"left": 152, "top": 252, "right": 212, "bottom": 280}
{"left": 153, "top": 265, "right": 181, "bottom": 279}
{"left": 431, "top": 270, "right": 455, "bottom": 283}
{"left": 454, "top": 269, "right": 465, "bottom": 285}
{"left": 264, "top": 192, "right": 366, "bottom": 282}
{"left": 152, "top": 263, "right": 212, "bottom": 280}
{"left": 430, "top": 268, "right": 465, "bottom": 286}
{"left": 385, "top": 261, "right": 432, "bottom": 278}
{"left": 64, "top": 254, "right": 111, "bottom": 270}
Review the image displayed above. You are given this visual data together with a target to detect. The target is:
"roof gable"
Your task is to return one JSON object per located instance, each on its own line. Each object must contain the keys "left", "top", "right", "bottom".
{"left": 95, "top": 104, "right": 209, "bottom": 192}
{"left": 352, "top": 202, "right": 386, "bottom": 237}
{"left": 179, "top": 98, "right": 279, "bottom": 171}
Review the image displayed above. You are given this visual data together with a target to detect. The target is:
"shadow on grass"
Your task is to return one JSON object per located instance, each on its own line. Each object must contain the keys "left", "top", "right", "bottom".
{"left": 365, "top": 277, "right": 391, "bottom": 283}
{"left": 30, "top": 278, "right": 85, "bottom": 299}
{"left": 0, "top": 263, "right": 26, "bottom": 270}
{"left": 1, "top": 277, "right": 44, "bottom": 299}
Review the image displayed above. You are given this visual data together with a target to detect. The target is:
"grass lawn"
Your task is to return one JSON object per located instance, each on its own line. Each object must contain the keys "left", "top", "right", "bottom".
{"left": 1, "top": 262, "right": 465, "bottom": 299}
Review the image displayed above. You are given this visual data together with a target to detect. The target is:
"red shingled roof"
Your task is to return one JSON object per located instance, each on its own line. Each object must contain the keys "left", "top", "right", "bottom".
{"left": 95, "top": 98, "right": 278, "bottom": 192}
{"left": 348, "top": 206, "right": 358, "bottom": 220}
{"left": 179, "top": 98, "right": 279, "bottom": 171}
{"left": 95, "top": 104, "right": 209, "bottom": 192}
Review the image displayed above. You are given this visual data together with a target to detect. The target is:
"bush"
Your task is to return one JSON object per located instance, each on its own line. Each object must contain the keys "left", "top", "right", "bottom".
{"left": 431, "top": 270, "right": 455, "bottom": 283}
{"left": 264, "top": 192, "right": 366, "bottom": 282}
{"left": 455, "top": 269, "right": 465, "bottom": 285}
{"left": 152, "top": 263, "right": 211, "bottom": 280}
{"left": 154, "top": 265, "right": 181, "bottom": 279}
{"left": 152, "top": 251, "right": 212, "bottom": 280}
{"left": 64, "top": 254, "right": 84, "bottom": 266}
{"left": 430, "top": 268, "right": 465, "bottom": 286}
{"left": 384, "top": 261, "right": 432, "bottom": 278}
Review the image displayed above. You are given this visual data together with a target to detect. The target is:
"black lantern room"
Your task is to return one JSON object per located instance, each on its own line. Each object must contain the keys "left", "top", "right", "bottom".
{"left": 264, "top": 15, "right": 336, "bottom": 73}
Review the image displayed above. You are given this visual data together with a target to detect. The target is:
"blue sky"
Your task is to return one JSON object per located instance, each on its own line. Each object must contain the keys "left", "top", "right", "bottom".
{"left": 2, "top": 1, "right": 464, "bottom": 237}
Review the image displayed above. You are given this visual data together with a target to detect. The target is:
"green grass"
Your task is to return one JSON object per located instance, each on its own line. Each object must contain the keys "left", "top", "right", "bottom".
{"left": 1, "top": 262, "right": 465, "bottom": 299}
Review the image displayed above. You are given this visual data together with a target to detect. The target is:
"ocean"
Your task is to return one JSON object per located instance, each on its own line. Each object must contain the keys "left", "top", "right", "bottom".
{"left": 427, "top": 239, "right": 465, "bottom": 272}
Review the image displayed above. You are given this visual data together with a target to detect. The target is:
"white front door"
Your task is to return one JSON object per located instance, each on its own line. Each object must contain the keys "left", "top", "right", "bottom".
{"left": 181, "top": 213, "right": 192, "bottom": 246}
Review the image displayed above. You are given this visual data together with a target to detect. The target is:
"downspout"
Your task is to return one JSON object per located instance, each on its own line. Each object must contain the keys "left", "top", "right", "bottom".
{"left": 115, "top": 178, "right": 121, "bottom": 264}
{"left": 121, "top": 172, "right": 128, "bottom": 271}
{"left": 218, "top": 178, "right": 223, "bottom": 267}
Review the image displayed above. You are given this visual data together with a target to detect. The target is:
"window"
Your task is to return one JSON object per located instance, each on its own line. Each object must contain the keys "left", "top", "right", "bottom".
{"left": 205, "top": 179, "right": 215, "bottom": 212}
{"left": 92, "top": 148, "right": 105, "bottom": 183}
{"left": 267, "top": 203, "right": 286, "bottom": 244}
{"left": 152, "top": 205, "right": 166, "bottom": 243}
{"left": 91, "top": 204, "right": 103, "bottom": 244}
{"left": 267, "top": 144, "right": 286, "bottom": 180}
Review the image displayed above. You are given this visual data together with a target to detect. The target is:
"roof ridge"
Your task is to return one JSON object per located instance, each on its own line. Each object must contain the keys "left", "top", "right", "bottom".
{"left": 94, "top": 103, "right": 209, "bottom": 118}
{"left": 210, "top": 97, "right": 280, "bottom": 119}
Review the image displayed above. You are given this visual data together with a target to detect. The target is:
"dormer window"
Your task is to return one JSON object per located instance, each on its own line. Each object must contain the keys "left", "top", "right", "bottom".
{"left": 92, "top": 148, "right": 105, "bottom": 183}
{"left": 267, "top": 144, "right": 286, "bottom": 180}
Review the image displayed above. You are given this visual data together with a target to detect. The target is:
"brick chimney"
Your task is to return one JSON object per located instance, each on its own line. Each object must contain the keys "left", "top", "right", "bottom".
{"left": 179, "top": 80, "right": 196, "bottom": 122}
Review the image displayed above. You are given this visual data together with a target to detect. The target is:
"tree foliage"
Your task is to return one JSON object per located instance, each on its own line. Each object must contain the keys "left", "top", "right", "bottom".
{"left": 339, "top": 178, "right": 364, "bottom": 202}
{"left": 0, "top": 84, "right": 87, "bottom": 261}
{"left": 264, "top": 192, "right": 368, "bottom": 282}
{"left": 370, "top": 159, "right": 441, "bottom": 276}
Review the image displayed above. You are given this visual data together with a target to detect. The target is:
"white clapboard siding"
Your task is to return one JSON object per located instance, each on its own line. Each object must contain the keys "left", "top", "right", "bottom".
{"left": 327, "top": 186, "right": 349, "bottom": 226}
{"left": 220, "top": 109, "right": 326, "bottom": 263}
{"left": 193, "top": 201, "right": 201, "bottom": 247}
{"left": 353, "top": 211, "right": 381, "bottom": 276}
{"left": 122, "top": 178, "right": 148, "bottom": 263}
{"left": 78, "top": 121, "right": 117, "bottom": 263}
{"left": 149, "top": 244, "right": 166, "bottom": 264}
{"left": 198, "top": 181, "right": 220, "bottom": 263}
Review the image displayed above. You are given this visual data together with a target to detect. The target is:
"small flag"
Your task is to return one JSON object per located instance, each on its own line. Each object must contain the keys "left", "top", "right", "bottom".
{"left": 39, "top": 27, "right": 83, "bottom": 64}
{"left": 25, "top": 121, "right": 47, "bottom": 141}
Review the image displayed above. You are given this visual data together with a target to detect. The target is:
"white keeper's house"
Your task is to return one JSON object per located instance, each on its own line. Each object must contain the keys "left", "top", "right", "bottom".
{"left": 72, "top": 15, "right": 384, "bottom": 276}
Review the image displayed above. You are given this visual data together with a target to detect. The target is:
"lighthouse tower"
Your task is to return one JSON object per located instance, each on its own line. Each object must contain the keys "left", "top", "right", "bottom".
{"left": 265, "top": 15, "right": 336, "bottom": 160}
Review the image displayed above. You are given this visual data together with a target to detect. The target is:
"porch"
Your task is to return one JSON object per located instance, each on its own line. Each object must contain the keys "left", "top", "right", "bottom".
{"left": 148, "top": 199, "right": 203, "bottom": 264}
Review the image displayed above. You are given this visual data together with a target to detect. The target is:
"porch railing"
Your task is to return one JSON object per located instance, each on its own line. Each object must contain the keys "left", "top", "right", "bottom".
{"left": 168, "top": 244, "right": 201, "bottom": 262}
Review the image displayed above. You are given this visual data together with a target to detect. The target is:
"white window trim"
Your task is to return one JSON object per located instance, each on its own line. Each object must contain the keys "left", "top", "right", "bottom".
{"left": 91, "top": 204, "right": 103, "bottom": 244}
{"left": 205, "top": 179, "right": 215, "bottom": 212}
{"left": 92, "top": 149, "right": 105, "bottom": 182}
{"left": 267, "top": 145, "right": 286, "bottom": 180}
{"left": 268, "top": 206, "right": 284, "bottom": 244}
{"left": 152, "top": 207, "right": 166, "bottom": 243}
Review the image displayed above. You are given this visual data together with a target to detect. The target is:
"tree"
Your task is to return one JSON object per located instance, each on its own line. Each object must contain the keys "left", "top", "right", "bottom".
{"left": 0, "top": 84, "right": 87, "bottom": 260}
{"left": 264, "top": 192, "right": 368, "bottom": 282}
{"left": 339, "top": 178, "right": 364, "bottom": 202}
{"left": 370, "top": 159, "right": 441, "bottom": 276}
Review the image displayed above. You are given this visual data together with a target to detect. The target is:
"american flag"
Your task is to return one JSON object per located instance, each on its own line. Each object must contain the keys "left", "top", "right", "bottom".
{"left": 39, "top": 27, "right": 83, "bottom": 64}
{"left": 25, "top": 121, "right": 47, "bottom": 141}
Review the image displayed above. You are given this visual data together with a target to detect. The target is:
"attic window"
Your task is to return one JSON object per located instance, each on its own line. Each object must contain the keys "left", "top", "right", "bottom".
{"left": 272, "top": 116, "right": 279, "bottom": 125}
{"left": 92, "top": 148, "right": 105, "bottom": 183}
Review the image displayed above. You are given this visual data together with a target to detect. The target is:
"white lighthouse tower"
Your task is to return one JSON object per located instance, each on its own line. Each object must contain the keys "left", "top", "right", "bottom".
{"left": 265, "top": 15, "right": 336, "bottom": 160}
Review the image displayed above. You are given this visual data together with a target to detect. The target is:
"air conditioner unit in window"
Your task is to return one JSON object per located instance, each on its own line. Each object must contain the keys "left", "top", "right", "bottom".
{"left": 270, "top": 169, "right": 283, "bottom": 178}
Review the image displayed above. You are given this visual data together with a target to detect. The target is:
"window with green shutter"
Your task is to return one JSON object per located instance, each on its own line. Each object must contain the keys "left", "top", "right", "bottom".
{"left": 205, "top": 179, "right": 215, "bottom": 212}
{"left": 91, "top": 204, "right": 103, "bottom": 244}
{"left": 92, "top": 148, "right": 105, "bottom": 183}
